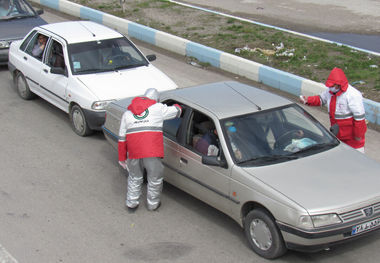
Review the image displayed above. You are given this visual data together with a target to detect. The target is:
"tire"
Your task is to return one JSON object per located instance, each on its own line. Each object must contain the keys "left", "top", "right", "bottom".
{"left": 244, "top": 209, "right": 287, "bottom": 259}
{"left": 16, "top": 72, "right": 35, "bottom": 100}
{"left": 69, "top": 105, "right": 93, "bottom": 137}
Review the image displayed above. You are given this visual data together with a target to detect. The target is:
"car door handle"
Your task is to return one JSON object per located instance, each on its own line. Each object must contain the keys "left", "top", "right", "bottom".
{"left": 43, "top": 69, "right": 48, "bottom": 73}
{"left": 23, "top": 56, "right": 27, "bottom": 61}
{"left": 180, "top": 157, "right": 188, "bottom": 164}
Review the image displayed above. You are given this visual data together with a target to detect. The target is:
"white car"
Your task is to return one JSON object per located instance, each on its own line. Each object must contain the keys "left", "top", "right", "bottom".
{"left": 8, "top": 20, "right": 177, "bottom": 136}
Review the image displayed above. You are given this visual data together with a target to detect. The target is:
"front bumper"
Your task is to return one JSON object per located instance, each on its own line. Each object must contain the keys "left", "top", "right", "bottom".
{"left": 82, "top": 109, "right": 106, "bottom": 131}
{"left": 0, "top": 48, "right": 9, "bottom": 66}
{"left": 278, "top": 216, "right": 380, "bottom": 252}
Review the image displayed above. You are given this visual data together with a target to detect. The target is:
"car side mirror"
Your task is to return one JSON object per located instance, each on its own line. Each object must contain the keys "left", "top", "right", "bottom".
{"left": 50, "top": 67, "right": 67, "bottom": 77}
{"left": 202, "top": 155, "right": 228, "bottom": 169}
{"left": 146, "top": 54, "right": 156, "bottom": 62}
{"left": 36, "top": 9, "right": 44, "bottom": 15}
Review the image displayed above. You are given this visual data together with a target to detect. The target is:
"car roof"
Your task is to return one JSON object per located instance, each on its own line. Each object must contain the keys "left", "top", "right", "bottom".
{"left": 39, "top": 21, "right": 122, "bottom": 44}
{"left": 161, "top": 81, "right": 293, "bottom": 119}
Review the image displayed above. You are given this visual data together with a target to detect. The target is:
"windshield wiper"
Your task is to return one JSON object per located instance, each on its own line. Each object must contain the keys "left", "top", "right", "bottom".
{"left": 238, "top": 155, "right": 298, "bottom": 165}
{"left": 75, "top": 68, "right": 108, "bottom": 74}
{"left": 290, "top": 142, "right": 338, "bottom": 155}
{"left": 2, "top": 14, "right": 34, "bottom": 20}
{"left": 113, "top": 63, "right": 146, "bottom": 71}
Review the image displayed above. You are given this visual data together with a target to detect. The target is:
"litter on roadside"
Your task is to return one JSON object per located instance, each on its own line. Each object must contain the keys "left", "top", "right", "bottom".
{"left": 234, "top": 42, "right": 294, "bottom": 57}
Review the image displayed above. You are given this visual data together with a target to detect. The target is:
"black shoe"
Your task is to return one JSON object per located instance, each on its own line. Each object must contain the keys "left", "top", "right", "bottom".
{"left": 126, "top": 205, "right": 139, "bottom": 214}
{"left": 148, "top": 202, "right": 161, "bottom": 212}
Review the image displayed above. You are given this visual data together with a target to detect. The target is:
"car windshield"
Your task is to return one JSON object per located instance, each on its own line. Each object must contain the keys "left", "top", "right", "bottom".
{"left": 222, "top": 104, "right": 339, "bottom": 166}
{"left": 68, "top": 37, "right": 149, "bottom": 75}
{"left": 0, "top": 0, "right": 35, "bottom": 20}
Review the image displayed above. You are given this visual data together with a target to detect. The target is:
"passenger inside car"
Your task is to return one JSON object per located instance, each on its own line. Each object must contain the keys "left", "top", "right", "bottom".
{"left": 190, "top": 115, "right": 219, "bottom": 156}
{"left": 48, "top": 41, "right": 65, "bottom": 69}
{"left": 31, "top": 34, "right": 48, "bottom": 59}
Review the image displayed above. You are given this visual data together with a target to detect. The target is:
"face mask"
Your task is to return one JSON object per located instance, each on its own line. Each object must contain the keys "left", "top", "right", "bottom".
{"left": 329, "top": 87, "right": 340, "bottom": 93}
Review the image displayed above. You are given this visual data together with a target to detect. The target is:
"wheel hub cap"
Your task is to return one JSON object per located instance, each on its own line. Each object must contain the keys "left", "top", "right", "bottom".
{"left": 249, "top": 219, "right": 272, "bottom": 250}
{"left": 72, "top": 110, "right": 84, "bottom": 132}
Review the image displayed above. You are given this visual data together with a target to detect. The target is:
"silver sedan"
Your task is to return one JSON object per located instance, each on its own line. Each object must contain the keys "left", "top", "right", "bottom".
{"left": 103, "top": 81, "right": 380, "bottom": 259}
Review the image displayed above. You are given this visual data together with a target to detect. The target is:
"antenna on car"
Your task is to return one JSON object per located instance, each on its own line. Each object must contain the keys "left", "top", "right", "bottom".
{"left": 79, "top": 22, "right": 96, "bottom": 37}
{"left": 227, "top": 83, "right": 262, "bottom": 111}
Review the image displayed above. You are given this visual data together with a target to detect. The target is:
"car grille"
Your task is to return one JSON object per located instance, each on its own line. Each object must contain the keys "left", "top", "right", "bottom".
{"left": 339, "top": 202, "right": 380, "bottom": 222}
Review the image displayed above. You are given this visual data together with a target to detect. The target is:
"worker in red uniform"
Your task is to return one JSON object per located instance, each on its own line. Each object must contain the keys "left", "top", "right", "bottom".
{"left": 118, "top": 88, "right": 181, "bottom": 212}
{"left": 300, "top": 67, "right": 367, "bottom": 153}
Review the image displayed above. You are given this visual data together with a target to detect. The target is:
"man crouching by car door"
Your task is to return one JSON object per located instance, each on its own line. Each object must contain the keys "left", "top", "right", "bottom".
{"left": 118, "top": 88, "right": 181, "bottom": 213}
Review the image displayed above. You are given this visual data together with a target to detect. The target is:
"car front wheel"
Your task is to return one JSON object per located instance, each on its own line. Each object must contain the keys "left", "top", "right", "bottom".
{"left": 70, "top": 105, "right": 93, "bottom": 136}
{"left": 16, "top": 72, "right": 35, "bottom": 100}
{"left": 244, "top": 209, "right": 287, "bottom": 259}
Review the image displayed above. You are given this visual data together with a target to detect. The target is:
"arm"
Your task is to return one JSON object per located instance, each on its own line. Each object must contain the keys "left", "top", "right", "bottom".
{"left": 161, "top": 103, "right": 182, "bottom": 120}
{"left": 118, "top": 111, "right": 129, "bottom": 162}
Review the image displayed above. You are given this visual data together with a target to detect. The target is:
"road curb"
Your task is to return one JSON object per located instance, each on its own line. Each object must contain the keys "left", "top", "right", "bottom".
{"left": 31, "top": 0, "right": 380, "bottom": 126}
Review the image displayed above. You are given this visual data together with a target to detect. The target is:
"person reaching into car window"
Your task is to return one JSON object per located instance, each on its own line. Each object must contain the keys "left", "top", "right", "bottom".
{"left": 32, "top": 34, "right": 47, "bottom": 58}
{"left": 300, "top": 67, "right": 367, "bottom": 153}
{"left": 118, "top": 88, "right": 181, "bottom": 213}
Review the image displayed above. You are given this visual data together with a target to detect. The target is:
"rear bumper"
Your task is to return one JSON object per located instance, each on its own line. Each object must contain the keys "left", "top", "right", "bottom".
{"left": 278, "top": 217, "right": 380, "bottom": 252}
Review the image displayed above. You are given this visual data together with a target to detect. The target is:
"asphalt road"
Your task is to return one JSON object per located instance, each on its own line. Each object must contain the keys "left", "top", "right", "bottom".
{"left": 1, "top": 7, "right": 380, "bottom": 263}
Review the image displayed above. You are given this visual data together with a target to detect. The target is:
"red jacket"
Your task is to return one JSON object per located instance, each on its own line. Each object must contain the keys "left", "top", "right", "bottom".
{"left": 118, "top": 97, "right": 181, "bottom": 160}
{"left": 307, "top": 68, "right": 367, "bottom": 148}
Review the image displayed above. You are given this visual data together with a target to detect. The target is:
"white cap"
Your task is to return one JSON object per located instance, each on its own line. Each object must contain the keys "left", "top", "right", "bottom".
{"left": 144, "top": 88, "right": 159, "bottom": 101}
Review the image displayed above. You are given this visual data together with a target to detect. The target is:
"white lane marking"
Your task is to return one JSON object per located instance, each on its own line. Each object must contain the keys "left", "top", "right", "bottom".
{"left": 0, "top": 244, "right": 18, "bottom": 263}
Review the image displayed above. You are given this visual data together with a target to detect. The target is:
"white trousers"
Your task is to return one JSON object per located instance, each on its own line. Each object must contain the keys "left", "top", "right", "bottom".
{"left": 126, "top": 157, "right": 164, "bottom": 210}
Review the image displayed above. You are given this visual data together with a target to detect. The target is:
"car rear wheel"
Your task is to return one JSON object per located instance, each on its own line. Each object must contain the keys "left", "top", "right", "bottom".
{"left": 70, "top": 105, "right": 93, "bottom": 137}
{"left": 244, "top": 209, "right": 287, "bottom": 259}
{"left": 16, "top": 72, "right": 35, "bottom": 100}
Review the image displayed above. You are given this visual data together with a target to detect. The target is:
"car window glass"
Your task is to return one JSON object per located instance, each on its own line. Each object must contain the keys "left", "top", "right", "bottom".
{"left": 187, "top": 111, "right": 219, "bottom": 156}
{"left": 222, "top": 105, "right": 336, "bottom": 165}
{"left": 25, "top": 33, "right": 48, "bottom": 60}
{"left": 281, "top": 106, "right": 324, "bottom": 137}
{"left": 68, "top": 37, "right": 148, "bottom": 75}
{"left": 46, "top": 40, "right": 65, "bottom": 69}
{"left": 0, "top": 0, "right": 35, "bottom": 19}
{"left": 162, "top": 100, "right": 183, "bottom": 140}
{"left": 20, "top": 30, "right": 37, "bottom": 51}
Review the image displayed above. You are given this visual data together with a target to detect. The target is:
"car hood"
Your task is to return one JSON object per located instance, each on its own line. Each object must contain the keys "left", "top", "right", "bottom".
{"left": 76, "top": 65, "right": 177, "bottom": 100}
{"left": 0, "top": 16, "right": 46, "bottom": 40}
{"left": 242, "top": 144, "right": 380, "bottom": 213}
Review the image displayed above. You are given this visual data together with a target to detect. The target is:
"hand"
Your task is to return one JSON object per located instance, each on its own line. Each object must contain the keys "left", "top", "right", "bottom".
{"left": 234, "top": 149, "right": 243, "bottom": 160}
{"left": 295, "top": 130, "right": 304, "bottom": 138}
{"left": 299, "top": 95, "right": 307, "bottom": 105}
{"left": 119, "top": 160, "right": 129, "bottom": 170}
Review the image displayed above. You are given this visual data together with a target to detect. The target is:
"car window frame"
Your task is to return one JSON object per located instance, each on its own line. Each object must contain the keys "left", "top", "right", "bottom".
{"left": 23, "top": 31, "right": 50, "bottom": 61}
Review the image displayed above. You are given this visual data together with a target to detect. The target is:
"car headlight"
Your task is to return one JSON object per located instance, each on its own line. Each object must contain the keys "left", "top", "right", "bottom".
{"left": 298, "top": 213, "right": 342, "bottom": 230}
{"left": 0, "top": 40, "right": 12, "bottom": 49}
{"left": 91, "top": 100, "right": 115, "bottom": 110}
{"left": 311, "top": 213, "right": 342, "bottom": 228}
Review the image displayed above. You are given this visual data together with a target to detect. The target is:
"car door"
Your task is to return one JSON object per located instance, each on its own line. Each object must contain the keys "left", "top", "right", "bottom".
{"left": 18, "top": 31, "right": 49, "bottom": 93}
{"left": 38, "top": 39, "right": 69, "bottom": 112}
{"left": 163, "top": 102, "right": 232, "bottom": 215}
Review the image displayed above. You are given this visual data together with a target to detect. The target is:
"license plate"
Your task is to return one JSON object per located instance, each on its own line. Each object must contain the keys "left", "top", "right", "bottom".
{"left": 351, "top": 217, "right": 380, "bottom": 235}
